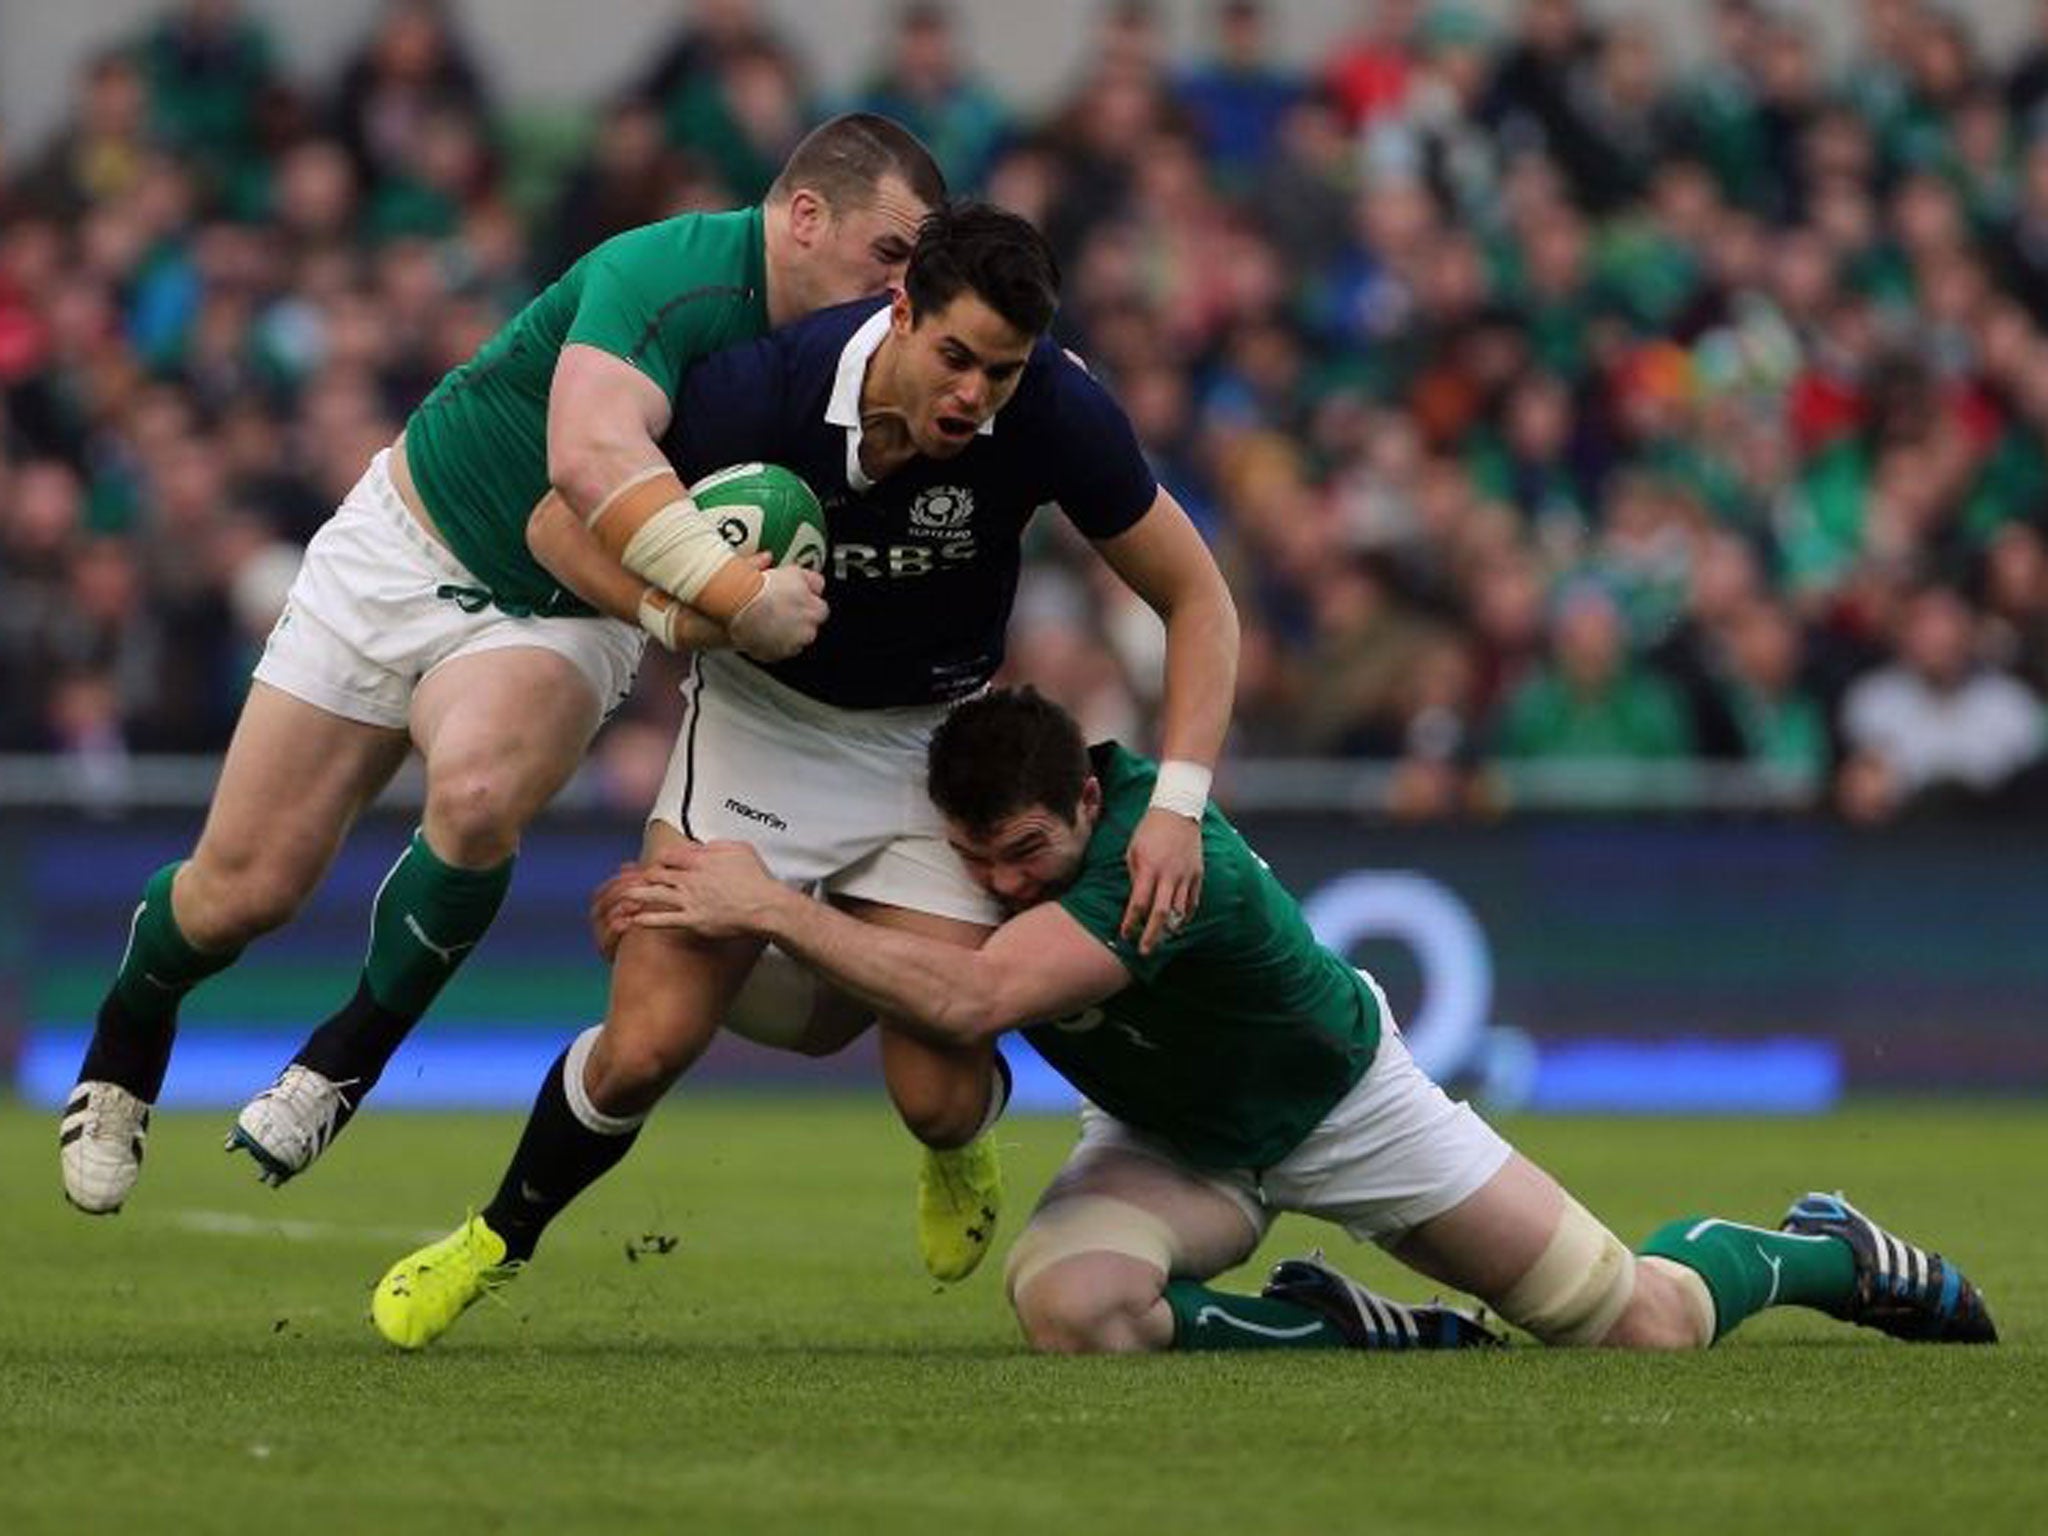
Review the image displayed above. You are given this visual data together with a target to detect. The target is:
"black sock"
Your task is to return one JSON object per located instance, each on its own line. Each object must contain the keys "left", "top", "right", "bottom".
{"left": 482, "top": 1043, "right": 643, "bottom": 1263}
{"left": 293, "top": 978, "right": 417, "bottom": 1094}
{"left": 79, "top": 993, "right": 178, "bottom": 1102}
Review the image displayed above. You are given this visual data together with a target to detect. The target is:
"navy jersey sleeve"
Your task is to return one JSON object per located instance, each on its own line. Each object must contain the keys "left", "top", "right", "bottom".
{"left": 1041, "top": 350, "right": 1158, "bottom": 540}
{"left": 663, "top": 334, "right": 790, "bottom": 482}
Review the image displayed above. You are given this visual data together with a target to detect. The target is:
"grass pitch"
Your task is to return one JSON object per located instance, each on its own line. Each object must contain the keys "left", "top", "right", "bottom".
{"left": 2, "top": 1097, "right": 2043, "bottom": 1535}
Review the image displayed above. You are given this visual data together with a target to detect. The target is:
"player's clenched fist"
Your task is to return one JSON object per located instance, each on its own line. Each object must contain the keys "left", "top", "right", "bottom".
{"left": 727, "top": 565, "right": 828, "bottom": 661}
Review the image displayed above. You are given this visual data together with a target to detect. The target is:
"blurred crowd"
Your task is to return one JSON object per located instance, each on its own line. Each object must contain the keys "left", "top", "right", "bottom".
{"left": 7, "top": 0, "right": 2048, "bottom": 822}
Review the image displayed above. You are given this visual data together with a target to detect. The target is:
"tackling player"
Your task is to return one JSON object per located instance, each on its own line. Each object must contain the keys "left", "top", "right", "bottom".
{"left": 61, "top": 116, "right": 945, "bottom": 1213}
{"left": 598, "top": 686, "right": 2000, "bottom": 1356}
{"left": 368, "top": 202, "right": 1240, "bottom": 1342}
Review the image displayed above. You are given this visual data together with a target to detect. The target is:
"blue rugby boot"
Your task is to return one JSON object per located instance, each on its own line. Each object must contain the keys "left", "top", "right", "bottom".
{"left": 1780, "top": 1191, "right": 1997, "bottom": 1344}
{"left": 1262, "top": 1253, "right": 1508, "bottom": 1350}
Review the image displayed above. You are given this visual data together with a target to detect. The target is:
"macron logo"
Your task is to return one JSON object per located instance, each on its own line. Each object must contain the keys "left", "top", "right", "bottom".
{"left": 724, "top": 798, "right": 788, "bottom": 832}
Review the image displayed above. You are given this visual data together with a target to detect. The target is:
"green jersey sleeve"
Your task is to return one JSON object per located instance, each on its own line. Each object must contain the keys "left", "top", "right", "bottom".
{"left": 407, "top": 206, "right": 767, "bottom": 611}
{"left": 564, "top": 223, "right": 751, "bottom": 400}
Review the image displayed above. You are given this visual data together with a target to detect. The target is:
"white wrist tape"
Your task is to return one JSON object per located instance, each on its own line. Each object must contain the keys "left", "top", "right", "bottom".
{"left": 636, "top": 589, "right": 679, "bottom": 650}
{"left": 1148, "top": 759, "right": 1212, "bottom": 820}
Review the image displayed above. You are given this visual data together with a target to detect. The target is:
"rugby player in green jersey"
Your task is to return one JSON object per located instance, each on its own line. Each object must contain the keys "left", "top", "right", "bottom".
{"left": 597, "top": 687, "right": 1996, "bottom": 1354}
{"left": 61, "top": 115, "right": 944, "bottom": 1215}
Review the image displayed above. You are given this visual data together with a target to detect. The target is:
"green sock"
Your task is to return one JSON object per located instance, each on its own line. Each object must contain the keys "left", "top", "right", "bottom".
{"left": 362, "top": 831, "right": 513, "bottom": 1015}
{"left": 1640, "top": 1216, "right": 1857, "bottom": 1341}
{"left": 82, "top": 862, "right": 242, "bottom": 1099}
{"left": 1164, "top": 1281, "right": 1348, "bottom": 1351}
{"left": 110, "top": 863, "right": 241, "bottom": 1024}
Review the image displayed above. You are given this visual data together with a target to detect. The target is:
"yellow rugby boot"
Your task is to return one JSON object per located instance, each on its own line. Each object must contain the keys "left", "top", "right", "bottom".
{"left": 372, "top": 1213, "right": 520, "bottom": 1349}
{"left": 917, "top": 1133, "right": 1004, "bottom": 1283}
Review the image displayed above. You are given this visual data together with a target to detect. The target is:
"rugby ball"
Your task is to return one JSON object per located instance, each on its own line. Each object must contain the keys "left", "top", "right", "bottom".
{"left": 691, "top": 462, "right": 828, "bottom": 572}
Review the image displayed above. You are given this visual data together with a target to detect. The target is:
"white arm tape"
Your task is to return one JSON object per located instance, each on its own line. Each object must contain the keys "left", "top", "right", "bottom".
{"left": 618, "top": 495, "right": 737, "bottom": 606}
{"left": 1148, "top": 759, "right": 1212, "bottom": 820}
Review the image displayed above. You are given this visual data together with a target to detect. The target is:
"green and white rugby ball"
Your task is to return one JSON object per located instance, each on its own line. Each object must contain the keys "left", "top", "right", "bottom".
{"left": 692, "top": 462, "right": 828, "bottom": 572}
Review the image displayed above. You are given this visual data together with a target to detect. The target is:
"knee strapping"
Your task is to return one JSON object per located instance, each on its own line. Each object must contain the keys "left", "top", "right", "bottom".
{"left": 1004, "top": 1195, "right": 1180, "bottom": 1301}
{"left": 1495, "top": 1194, "right": 1637, "bottom": 1346}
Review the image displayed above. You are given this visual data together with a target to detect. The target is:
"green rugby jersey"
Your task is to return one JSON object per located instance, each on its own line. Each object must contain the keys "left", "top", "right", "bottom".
{"left": 1029, "top": 743, "right": 1383, "bottom": 1171}
{"left": 404, "top": 206, "right": 770, "bottom": 613}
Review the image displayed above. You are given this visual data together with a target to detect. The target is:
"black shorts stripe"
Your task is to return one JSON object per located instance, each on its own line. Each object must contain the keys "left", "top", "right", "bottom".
{"left": 677, "top": 658, "right": 708, "bottom": 840}
{"left": 59, "top": 1125, "right": 84, "bottom": 1147}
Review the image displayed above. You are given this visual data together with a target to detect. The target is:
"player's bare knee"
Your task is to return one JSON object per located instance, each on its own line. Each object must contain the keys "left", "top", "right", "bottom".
{"left": 422, "top": 771, "right": 522, "bottom": 866}
{"left": 1005, "top": 1197, "right": 1177, "bottom": 1354}
{"left": 891, "top": 1088, "right": 986, "bottom": 1150}
{"left": 583, "top": 1030, "right": 695, "bottom": 1116}
{"left": 1010, "top": 1266, "right": 1090, "bottom": 1353}
{"left": 886, "top": 1053, "right": 995, "bottom": 1147}
{"left": 1599, "top": 1299, "right": 1699, "bottom": 1351}
{"left": 180, "top": 846, "right": 310, "bottom": 943}
{"left": 1013, "top": 1259, "right": 1157, "bottom": 1355}
{"left": 1605, "top": 1259, "right": 1714, "bottom": 1350}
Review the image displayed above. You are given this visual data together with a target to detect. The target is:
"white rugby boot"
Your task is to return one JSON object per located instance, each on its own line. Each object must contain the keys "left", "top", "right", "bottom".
{"left": 226, "top": 1064, "right": 358, "bottom": 1186}
{"left": 60, "top": 1081, "right": 153, "bottom": 1214}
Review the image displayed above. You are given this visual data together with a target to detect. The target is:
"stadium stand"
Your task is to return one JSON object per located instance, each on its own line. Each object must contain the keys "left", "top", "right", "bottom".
{"left": 7, "top": 0, "right": 2048, "bottom": 822}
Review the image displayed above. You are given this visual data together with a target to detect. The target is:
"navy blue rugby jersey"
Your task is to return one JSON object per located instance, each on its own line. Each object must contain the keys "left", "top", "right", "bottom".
{"left": 664, "top": 297, "right": 1158, "bottom": 708}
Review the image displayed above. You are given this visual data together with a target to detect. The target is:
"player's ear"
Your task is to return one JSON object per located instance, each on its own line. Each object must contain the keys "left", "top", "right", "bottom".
{"left": 890, "top": 287, "right": 914, "bottom": 333}
{"left": 1078, "top": 776, "right": 1103, "bottom": 824}
{"left": 786, "top": 186, "right": 828, "bottom": 248}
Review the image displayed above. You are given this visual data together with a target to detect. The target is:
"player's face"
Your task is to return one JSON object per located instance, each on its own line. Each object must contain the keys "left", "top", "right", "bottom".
{"left": 803, "top": 175, "right": 926, "bottom": 308}
{"left": 887, "top": 289, "right": 1036, "bottom": 456}
{"left": 946, "top": 780, "right": 1102, "bottom": 915}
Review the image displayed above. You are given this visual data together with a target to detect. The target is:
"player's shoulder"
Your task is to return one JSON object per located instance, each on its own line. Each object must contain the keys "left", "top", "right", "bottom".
{"left": 588, "top": 205, "right": 761, "bottom": 273}
{"left": 1022, "top": 334, "right": 1101, "bottom": 394}
{"left": 996, "top": 337, "right": 1124, "bottom": 439}
{"left": 770, "top": 296, "right": 891, "bottom": 362}
{"left": 725, "top": 296, "right": 889, "bottom": 412}
{"left": 693, "top": 297, "right": 881, "bottom": 382}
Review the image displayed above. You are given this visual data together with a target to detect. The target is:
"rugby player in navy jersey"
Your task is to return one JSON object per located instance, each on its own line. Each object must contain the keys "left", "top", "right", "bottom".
{"left": 369, "top": 202, "right": 1240, "bottom": 1346}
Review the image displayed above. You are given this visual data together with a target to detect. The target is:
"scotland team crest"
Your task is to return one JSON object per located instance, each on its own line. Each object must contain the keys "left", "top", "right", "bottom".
{"left": 908, "top": 485, "right": 975, "bottom": 530}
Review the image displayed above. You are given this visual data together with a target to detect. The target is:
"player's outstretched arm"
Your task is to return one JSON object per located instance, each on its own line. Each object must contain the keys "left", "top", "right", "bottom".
{"left": 612, "top": 844, "right": 1129, "bottom": 1043}
{"left": 1093, "top": 489, "right": 1240, "bottom": 954}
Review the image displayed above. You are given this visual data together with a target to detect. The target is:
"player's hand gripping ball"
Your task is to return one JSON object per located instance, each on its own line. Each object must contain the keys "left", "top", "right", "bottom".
{"left": 691, "top": 462, "right": 828, "bottom": 572}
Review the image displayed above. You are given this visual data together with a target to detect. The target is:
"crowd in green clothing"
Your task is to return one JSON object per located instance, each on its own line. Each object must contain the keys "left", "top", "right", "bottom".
{"left": 6, "top": 0, "right": 2048, "bottom": 821}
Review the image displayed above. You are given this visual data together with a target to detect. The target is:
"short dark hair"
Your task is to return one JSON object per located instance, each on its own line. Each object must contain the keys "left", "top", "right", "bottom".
{"left": 769, "top": 112, "right": 947, "bottom": 214}
{"left": 903, "top": 200, "right": 1061, "bottom": 337}
{"left": 927, "top": 686, "right": 1090, "bottom": 834}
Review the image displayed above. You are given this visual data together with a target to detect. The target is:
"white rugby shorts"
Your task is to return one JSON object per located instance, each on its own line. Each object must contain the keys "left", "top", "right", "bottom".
{"left": 651, "top": 650, "right": 1000, "bottom": 926}
{"left": 253, "top": 449, "right": 644, "bottom": 730}
{"left": 1069, "top": 982, "right": 1513, "bottom": 1249}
